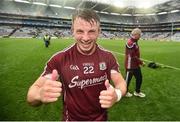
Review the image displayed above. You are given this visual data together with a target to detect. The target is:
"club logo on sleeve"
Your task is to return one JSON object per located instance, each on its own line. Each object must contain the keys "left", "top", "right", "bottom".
{"left": 99, "top": 62, "right": 107, "bottom": 70}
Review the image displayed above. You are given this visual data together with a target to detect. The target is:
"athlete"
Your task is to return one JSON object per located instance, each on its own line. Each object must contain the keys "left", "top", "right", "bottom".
{"left": 27, "top": 9, "right": 126, "bottom": 121}
{"left": 125, "top": 28, "right": 146, "bottom": 98}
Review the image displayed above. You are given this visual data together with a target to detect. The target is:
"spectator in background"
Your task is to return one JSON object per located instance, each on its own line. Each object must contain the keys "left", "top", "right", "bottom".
{"left": 43, "top": 33, "right": 51, "bottom": 48}
{"left": 124, "top": 28, "right": 146, "bottom": 98}
{"left": 27, "top": 9, "right": 126, "bottom": 121}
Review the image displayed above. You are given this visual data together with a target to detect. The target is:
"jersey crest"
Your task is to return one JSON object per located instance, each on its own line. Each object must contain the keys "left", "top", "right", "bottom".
{"left": 99, "top": 62, "right": 107, "bottom": 70}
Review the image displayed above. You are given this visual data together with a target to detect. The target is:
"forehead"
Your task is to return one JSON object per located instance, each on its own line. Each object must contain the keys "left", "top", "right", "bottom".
{"left": 73, "top": 17, "right": 99, "bottom": 28}
{"left": 134, "top": 33, "right": 140, "bottom": 35}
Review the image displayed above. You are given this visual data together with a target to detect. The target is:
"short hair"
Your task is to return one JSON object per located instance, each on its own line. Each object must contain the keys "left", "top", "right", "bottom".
{"left": 72, "top": 9, "right": 100, "bottom": 25}
{"left": 131, "top": 28, "right": 142, "bottom": 36}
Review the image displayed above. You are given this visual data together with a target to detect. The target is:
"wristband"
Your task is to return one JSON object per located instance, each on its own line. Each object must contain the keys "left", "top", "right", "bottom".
{"left": 115, "top": 89, "right": 122, "bottom": 102}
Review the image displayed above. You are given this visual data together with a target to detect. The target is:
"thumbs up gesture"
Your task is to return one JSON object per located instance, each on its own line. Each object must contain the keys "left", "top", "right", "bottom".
{"left": 99, "top": 80, "right": 119, "bottom": 108}
{"left": 39, "top": 69, "right": 62, "bottom": 103}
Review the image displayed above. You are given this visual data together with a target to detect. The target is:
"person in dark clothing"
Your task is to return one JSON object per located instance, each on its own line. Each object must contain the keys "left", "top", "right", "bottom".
{"left": 124, "top": 28, "right": 146, "bottom": 98}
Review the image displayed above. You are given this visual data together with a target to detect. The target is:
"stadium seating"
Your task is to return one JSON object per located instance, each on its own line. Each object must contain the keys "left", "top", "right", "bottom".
{"left": 0, "top": 0, "right": 180, "bottom": 41}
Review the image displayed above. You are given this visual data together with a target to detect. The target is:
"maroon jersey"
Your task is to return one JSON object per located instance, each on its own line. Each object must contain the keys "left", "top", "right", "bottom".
{"left": 125, "top": 37, "right": 143, "bottom": 69}
{"left": 42, "top": 44, "right": 120, "bottom": 121}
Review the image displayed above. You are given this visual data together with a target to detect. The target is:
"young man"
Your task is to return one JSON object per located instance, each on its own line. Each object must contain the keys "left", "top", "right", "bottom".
{"left": 27, "top": 9, "right": 126, "bottom": 121}
{"left": 125, "top": 28, "right": 146, "bottom": 98}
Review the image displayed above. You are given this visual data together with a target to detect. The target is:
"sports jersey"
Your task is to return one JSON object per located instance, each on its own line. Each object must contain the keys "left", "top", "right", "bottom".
{"left": 125, "top": 37, "right": 143, "bottom": 69}
{"left": 42, "top": 43, "right": 120, "bottom": 121}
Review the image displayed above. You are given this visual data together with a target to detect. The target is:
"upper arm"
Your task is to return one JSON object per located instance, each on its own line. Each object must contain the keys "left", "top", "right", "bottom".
{"left": 41, "top": 54, "right": 60, "bottom": 77}
{"left": 106, "top": 52, "right": 127, "bottom": 95}
{"left": 126, "top": 41, "right": 135, "bottom": 54}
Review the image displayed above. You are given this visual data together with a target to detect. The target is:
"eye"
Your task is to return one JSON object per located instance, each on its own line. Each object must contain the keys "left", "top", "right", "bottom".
{"left": 76, "top": 29, "right": 84, "bottom": 34}
{"left": 88, "top": 30, "right": 96, "bottom": 34}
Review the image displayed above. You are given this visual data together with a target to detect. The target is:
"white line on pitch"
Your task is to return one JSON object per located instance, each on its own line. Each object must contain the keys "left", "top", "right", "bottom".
{"left": 111, "top": 51, "right": 180, "bottom": 71}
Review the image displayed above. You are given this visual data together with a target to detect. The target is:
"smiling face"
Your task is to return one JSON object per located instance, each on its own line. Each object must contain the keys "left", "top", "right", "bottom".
{"left": 133, "top": 33, "right": 141, "bottom": 40}
{"left": 72, "top": 13, "right": 100, "bottom": 55}
{"left": 131, "top": 28, "right": 142, "bottom": 40}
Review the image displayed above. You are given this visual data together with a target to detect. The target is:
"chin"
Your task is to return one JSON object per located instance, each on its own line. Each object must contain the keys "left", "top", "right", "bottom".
{"left": 81, "top": 47, "right": 93, "bottom": 54}
{"left": 82, "top": 45, "right": 92, "bottom": 50}
{"left": 82, "top": 48, "right": 91, "bottom": 52}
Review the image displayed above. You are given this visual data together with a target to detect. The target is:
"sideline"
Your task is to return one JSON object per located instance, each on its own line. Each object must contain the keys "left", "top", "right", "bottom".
{"left": 111, "top": 51, "right": 180, "bottom": 71}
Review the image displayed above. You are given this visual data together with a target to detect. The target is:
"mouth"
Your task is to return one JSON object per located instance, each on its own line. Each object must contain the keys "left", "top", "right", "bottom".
{"left": 81, "top": 40, "right": 92, "bottom": 45}
{"left": 76, "top": 40, "right": 96, "bottom": 55}
{"left": 80, "top": 41, "right": 92, "bottom": 47}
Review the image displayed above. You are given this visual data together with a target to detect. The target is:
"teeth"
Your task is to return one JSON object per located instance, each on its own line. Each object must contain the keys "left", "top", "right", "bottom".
{"left": 83, "top": 42, "right": 90, "bottom": 45}
{"left": 82, "top": 42, "right": 89, "bottom": 45}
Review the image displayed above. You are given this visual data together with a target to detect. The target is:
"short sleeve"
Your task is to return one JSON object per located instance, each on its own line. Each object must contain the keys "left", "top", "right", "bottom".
{"left": 41, "top": 56, "right": 58, "bottom": 76}
{"left": 108, "top": 53, "right": 120, "bottom": 73}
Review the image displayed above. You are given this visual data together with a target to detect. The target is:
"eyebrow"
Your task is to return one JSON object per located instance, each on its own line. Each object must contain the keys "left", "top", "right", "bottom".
{"left": 76, "top": 28, "right": 96, "bottom": 32}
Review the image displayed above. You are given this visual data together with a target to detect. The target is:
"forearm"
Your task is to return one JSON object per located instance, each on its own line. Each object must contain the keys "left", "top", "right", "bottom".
{"left": 115, "top": 77, "right": 127, "bottom": 96}
{"left": 118, "top": 79, "right": 127, "bottom": 96}
{"left": 111, "top": 73, "right": 127, "bottom": 96}
{"left": 27, "top": 85, "right": 42, "bottom": 106}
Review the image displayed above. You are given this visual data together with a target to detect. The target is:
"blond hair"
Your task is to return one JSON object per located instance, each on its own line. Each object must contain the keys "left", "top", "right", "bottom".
{"left": 131, "top": 28, "right": 142, "bottom": 36}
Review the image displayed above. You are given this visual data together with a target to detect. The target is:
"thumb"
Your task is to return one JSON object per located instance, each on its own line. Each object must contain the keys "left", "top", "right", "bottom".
{"left": 51, "top": 69, "right": 59, "bottom": 80}
{"left": 105, "top": 80, "right": 112, "bottom": 90}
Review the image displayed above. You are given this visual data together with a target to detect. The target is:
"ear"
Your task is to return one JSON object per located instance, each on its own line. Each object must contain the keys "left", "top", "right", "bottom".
{"left": 71, "top": 26, "right": 74, "bottom": 36}
{"left": 97, "top": 28, "right": 101, "bottom": 38}
{"left": 98, "top": 28, "right": 101, "bottom": 34}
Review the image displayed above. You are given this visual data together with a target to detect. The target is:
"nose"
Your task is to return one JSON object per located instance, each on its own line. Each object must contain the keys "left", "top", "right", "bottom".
{"left": 81, "top": 33, "right": 90, "bottom": 41}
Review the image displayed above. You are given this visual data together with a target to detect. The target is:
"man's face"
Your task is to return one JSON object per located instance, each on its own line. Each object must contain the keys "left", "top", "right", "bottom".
{"left": 133, "top": 34, "right": 141, "bottom": 40}
{"left": 72, "top": 17, "right": 100, "bottom": 55}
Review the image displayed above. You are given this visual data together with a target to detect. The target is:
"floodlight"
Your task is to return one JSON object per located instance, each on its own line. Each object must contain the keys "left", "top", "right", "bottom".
{"left": 112, "top": 0, "right": 125, "bottom": 8}
{"left": 110, "top": 13, "right": 120, "bottom": 16}
{"left": 14, "top": 0, "right": 30, "bottom": 4}
{"left": 170, "top": 10, "right": 180, "bottom": 13}
{"left": 32, "top": 2, "right": 47, "bottom": 6}
{"left": 49, "top": 4, "right": 62, "bottom": 8}
{"left": 64, "top": 6, "right": 75, "bottom": 10}
{"left": 145, "top": 13, "right": 156, "bottom": 16}
{"left": 157, "top": 12, "right": 168, "bottom": 15}
{"left": 100, "top": 11, "right": 109, "bottom": 14}
{"left": 121, "top": 14, "right": 131, "bottom": 16}
{"left": 137, "top": 2, "right": 151, "bottom": 9}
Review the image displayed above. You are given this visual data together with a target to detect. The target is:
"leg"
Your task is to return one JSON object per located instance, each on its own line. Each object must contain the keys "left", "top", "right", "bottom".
{"left": 125, "top": 70, "right": 133, "bottom": 92}
{"left": 134, "top": 67, "right": 142, "bottom": 93}
{"left": 45, "top": 41, "right": 49, "bottom": 47}
{"left": 47, "top": 41, "right": 50, "bottom": 46}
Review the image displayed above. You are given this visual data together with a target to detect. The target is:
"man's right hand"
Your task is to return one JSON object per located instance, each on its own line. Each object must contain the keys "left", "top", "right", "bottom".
{"left": 142, "top": 61, "right": 146, "bottom": 67}
{"left": 37, "top": 69, "right": 62, "bottom": 103}
{"left": 27, "top": 69, "right": 62, "bottom": 106}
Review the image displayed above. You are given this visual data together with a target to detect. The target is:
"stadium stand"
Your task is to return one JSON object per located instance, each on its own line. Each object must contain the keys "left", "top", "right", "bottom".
{"left": 0, "top": 0, "right": 180, "bottom": 41}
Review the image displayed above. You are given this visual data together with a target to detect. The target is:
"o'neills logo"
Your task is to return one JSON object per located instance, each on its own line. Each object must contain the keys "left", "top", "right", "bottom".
{"left": 68, "top": 74, "right": 107, "bottom": 89}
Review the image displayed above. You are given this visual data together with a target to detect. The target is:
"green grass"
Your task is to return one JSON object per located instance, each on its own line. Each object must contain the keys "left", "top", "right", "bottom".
{"left": 0, "top": 38, "right": 180, "bottom": 120}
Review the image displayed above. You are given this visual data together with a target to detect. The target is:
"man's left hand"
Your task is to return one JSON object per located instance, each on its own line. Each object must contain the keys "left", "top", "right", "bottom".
{"left": 99, "top": 80, "right": 118, "bottom": 108}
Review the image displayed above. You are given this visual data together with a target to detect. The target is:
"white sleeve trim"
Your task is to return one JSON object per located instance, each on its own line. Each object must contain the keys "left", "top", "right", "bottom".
{"left": 111, "top": 69, "right": 119, "bottom": 73}
{"left": 126, "top": 42, "right": 135, "bottom": 49}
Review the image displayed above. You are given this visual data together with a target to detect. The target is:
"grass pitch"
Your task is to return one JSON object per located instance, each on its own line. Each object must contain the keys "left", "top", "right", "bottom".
{"left": 0, "top": 38, "right": 180, "bottom": 120}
